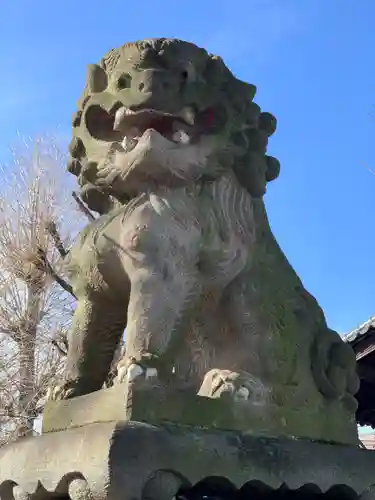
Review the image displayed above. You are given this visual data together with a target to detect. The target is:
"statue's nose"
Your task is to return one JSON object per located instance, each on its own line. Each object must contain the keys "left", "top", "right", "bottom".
{"left": 136, "top": 69, "right": 179, "bottom": 94}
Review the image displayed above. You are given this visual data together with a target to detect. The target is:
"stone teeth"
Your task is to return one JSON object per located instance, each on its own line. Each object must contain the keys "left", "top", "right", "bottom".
{"left": 114, "top": 106, "right": 135, "bottom": 130}
{"left": 172, "top": 130, "right": 190, "bottom": 144}
{"left": 179, "top": 107, "right": 195, "bottom": 125}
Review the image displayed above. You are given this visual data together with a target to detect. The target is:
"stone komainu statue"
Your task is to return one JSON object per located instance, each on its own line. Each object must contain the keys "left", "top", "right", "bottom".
{"left": 53, "top": 38, "right": 358, "bottom": 442}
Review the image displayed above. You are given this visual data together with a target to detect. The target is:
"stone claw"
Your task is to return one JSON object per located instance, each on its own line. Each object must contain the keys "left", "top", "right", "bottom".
{"left": 145, "top": 367, "right": 158, "bottom": 379}
{"left": 115, "top": 358, "right": 159, "bottom": 385}
{"left": 198, "top": 369, "right": 269, "bottom": 405}
{"left": 127, "top": 362, "right": 144, "bottom": 381}
{"left": 47, "top": 383, "right": 76, "bottom": 401}
{"left": 116, "top": 363, "right": 128, "bottom": 384}
{"left": 234, "top": 385, "right": 250, "bottom": 402}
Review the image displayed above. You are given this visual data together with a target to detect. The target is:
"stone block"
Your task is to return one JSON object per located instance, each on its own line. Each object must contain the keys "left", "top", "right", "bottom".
{"left": 1, "top": 421, "right": 375, "bottom": 500}
{"left": 42, "top": 382, "right": 358, "bottom": 445}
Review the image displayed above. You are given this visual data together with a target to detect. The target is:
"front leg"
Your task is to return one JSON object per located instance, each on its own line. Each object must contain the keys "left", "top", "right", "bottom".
{"left": 120, "top": 196, "right": 202, "bottom": 382}
{"left": 124, "top": 265, "right": 200, "bottom": 379}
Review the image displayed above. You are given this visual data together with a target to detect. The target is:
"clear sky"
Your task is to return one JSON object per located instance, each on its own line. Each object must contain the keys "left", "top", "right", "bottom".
{"left": 0, "top": 0, "right": 374, "bottom": 335}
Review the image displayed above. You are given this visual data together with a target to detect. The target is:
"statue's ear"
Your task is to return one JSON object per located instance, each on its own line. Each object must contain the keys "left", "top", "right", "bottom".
{"left": 86, "top": 64, "right": 108, "bottom": 93}
{"left": 265, "top": 156, "right": 280, "bottom": 182}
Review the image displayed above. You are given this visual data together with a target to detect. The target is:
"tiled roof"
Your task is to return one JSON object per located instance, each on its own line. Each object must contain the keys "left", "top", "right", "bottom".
{"left": 343, "top": 316, "right": 375, "bottom": 345}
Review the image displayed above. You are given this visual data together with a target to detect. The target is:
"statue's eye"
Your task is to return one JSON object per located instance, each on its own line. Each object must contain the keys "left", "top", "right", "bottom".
{"left": 180, "top": 63, "right": 196, "bottom": 83}
{"left": 117, "top": 73, "right": 132, "bottom": 90}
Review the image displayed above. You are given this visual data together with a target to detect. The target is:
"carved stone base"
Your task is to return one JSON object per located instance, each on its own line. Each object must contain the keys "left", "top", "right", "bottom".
{"left": 42, "top": 381, "right": 358, "bottom": 445}
{"left": 0, "top": 420, "right": 375, "bottom": 500}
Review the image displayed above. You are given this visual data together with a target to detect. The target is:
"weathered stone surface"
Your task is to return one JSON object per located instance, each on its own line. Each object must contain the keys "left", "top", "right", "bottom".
{"left": 43, "top": 379, "right": 358, "bottom": 445}
{"left": 47, "top": 37, "right": 359, "bottom": 445}
{"left": 0, "top": 422, "right": 375, "bottom": 500}
{"left": 43, "top": 383, "right": 125, "bottom": 432}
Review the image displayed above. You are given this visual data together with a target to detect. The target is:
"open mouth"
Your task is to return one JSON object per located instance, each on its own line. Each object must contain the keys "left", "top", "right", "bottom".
{"left": 84, "top": 104, "right": 197, "bottom": 153}
{"left": 113, "top": 106, "right": 194, "bottom": 153}
{"left": 84, "top": 103, "right": 217, "bottom": 154}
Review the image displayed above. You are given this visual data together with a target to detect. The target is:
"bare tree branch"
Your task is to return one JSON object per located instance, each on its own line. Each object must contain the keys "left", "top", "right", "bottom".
{"left": 0, "top": 135, "right": 122, "bottom": 446}
{"left": 51, "top": 330, "right": 69, "bottom": 357}
{"left": 72, "top": 191, "right": 95, "bottom": 221}
{"left": 36, "top": 246, "right": 76, "bottom": 298}
{"left": 45, "top": 219, "right": 68, "bottom": 257}
{"left": 51, "top": 339, "right": 68, "bottom": 356}
{"left": 0, "top": 135, "right": 85, "bottom": 445}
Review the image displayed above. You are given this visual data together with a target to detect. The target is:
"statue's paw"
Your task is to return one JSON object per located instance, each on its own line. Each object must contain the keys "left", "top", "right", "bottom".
{"left": 234, "top": 385, "right": 250, "bottom": 402}
{"left": 115, "top": 362, "right": 128, "bottom": 384}
{"left": 127, "top": 362, "right": 145, "bottom": 381}
{"left": 47, "top": 383, "right": 77, "bottom": 401}
{"left": 145, "top": 367, "right": 158, "bottom": 379}
{"left": 116, "top": 357, "right": 159, "bottom": 384}
{"left": 46, "top": 386, "right": 54, "bottom": 400}
{"left": 197, "top": 369, "right": 247, "bottom": 400}
{"left": 128, "top": 363, "right": 158, "bottom": 382}
{"left": 198, "top": 369, "right": 268, "bottom": 405}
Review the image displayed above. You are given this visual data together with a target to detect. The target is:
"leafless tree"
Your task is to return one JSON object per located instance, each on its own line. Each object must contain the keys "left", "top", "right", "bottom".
{"left": 0, "top": 135, "right": 86, "bottom": 445}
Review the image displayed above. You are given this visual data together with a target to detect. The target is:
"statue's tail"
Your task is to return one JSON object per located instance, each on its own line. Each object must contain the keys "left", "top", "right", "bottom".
{"left": 311, "top": 329, "right": 359, "bottom": 411}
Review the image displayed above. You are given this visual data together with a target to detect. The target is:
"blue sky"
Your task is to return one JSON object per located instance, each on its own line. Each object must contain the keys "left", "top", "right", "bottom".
{"left": 0, "top": 0, "right": 374, "bottom": 335}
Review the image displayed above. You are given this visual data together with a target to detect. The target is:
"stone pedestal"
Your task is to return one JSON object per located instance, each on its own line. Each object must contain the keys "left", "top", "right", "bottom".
{"left": 1, "top": 420, "right": 375, "bottom": 500}
{"left": 42, "top": 380, "right": 358, "bottom": 445}
{"left": 0, "top": 383, "right": 375, "bottom": 500}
